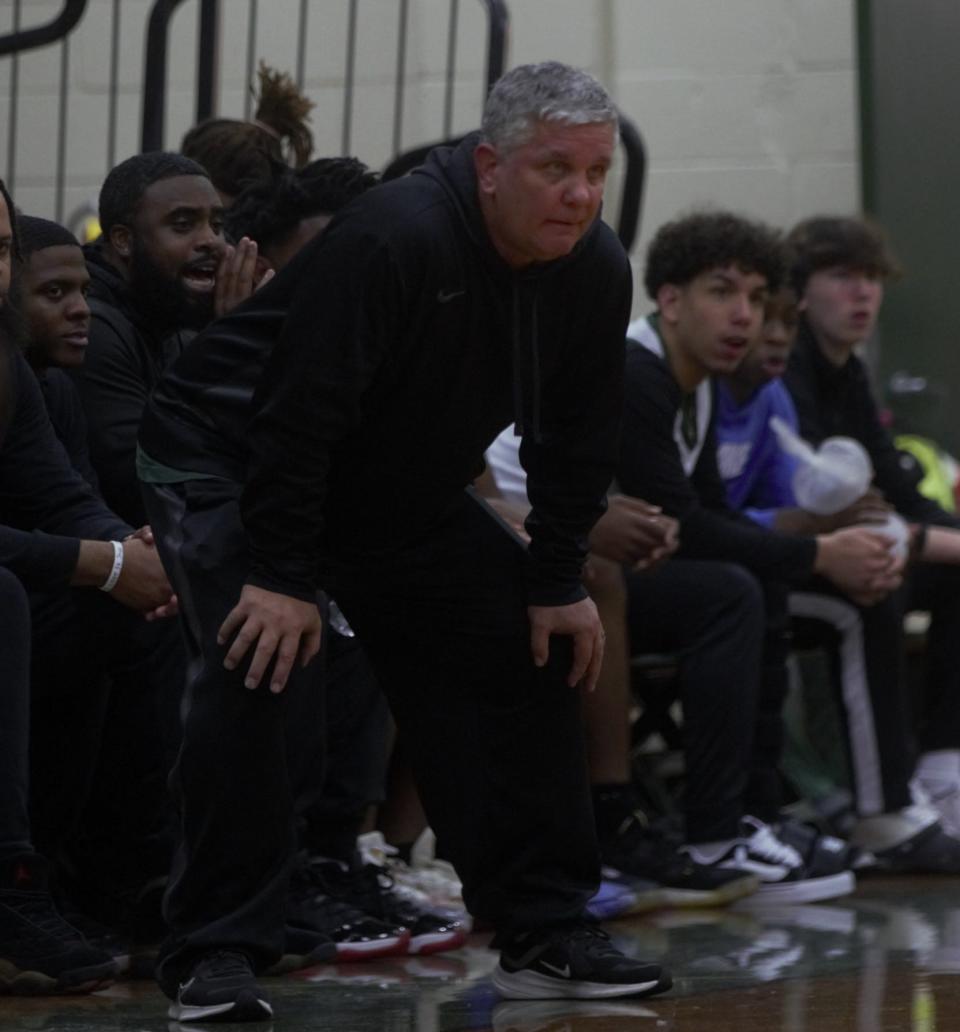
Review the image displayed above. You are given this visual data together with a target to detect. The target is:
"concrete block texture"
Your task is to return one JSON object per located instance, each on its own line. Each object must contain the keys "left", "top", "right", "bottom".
{"left": 0, "top": 0, "right": 859, "bottom": 286}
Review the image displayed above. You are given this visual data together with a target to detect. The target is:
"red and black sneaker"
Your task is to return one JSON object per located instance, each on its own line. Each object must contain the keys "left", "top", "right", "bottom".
{"left": 287, "top": 857, "right": 410, "bottom": 961}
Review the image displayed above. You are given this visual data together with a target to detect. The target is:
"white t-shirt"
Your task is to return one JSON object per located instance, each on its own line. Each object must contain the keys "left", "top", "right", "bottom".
{"left": 485, "top": 426, "right": 529, "bottom": 506}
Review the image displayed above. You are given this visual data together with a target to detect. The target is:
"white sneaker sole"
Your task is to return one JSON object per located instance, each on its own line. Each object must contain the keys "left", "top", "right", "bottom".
{"left": 734, "top": 870, "right": 855, "bottom": 907}
{"left": 492, "top": 965, "right": 666, "bottom": 1000}
{"left": 168, "top": 994, "right": 273, "bottom": 1022}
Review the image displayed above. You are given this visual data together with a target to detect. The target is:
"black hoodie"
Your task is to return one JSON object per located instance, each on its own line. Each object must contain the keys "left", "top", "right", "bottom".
{"left": 139, "top": 133, "right": 632, "bottom": 605}
{"left": 0, "top": 338, "right": 130, "bottom": 588}
{"left": 72, "top": 242, "right": 194, "bottom": 525}
{"left": 785, "top": 319, "right": 960, "bottom": 529}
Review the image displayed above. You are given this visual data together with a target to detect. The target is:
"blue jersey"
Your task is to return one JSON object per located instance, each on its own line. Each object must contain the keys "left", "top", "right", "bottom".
{"left": 715, "top": 379, "right": 800, "bottom": 528}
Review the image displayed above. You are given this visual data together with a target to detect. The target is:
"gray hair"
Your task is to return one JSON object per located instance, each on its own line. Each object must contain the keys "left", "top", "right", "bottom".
{"left": 481, "top": 61, "right": 619, "bottom": 153}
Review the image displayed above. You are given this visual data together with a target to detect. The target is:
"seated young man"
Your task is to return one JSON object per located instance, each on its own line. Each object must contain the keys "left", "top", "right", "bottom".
{"left": 717, "top": 281, "right": 960, "bottom": 869}
{"left": 618, "top": 211, "right": 904, "bottom": 900}
{"left": 779, "top": 216, "right": 960, "bottom": 852}
{"left": 10, "top": 214, "right": 190, "bottom": 956}
{"left": 0, "top": 181, "right": 174, "bottom": 993}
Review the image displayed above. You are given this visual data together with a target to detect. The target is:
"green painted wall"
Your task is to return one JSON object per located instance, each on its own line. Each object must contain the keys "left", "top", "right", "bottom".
{"left": 859, "top": 0, "right": 960, "bottom": 452}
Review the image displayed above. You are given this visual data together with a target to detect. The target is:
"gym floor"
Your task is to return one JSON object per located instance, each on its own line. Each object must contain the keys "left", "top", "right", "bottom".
{"left": 4, "top": 876, "right": 957, "bottom": 1031}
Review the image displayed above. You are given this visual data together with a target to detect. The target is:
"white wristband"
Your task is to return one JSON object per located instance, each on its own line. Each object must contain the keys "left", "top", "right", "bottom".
{"left": 99, "top": 541, "right": 124, "bottom": 592}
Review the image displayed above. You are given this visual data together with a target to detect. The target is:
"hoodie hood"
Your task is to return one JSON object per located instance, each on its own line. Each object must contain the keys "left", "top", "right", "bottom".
{"left": 83, "top": 240, "right": 180, "bottom": 344}
{"left": 415, "top": 133, "right": 604, "bottom": 441}
{"left": 414, "top": 131, "right": 604, "bottom": 278}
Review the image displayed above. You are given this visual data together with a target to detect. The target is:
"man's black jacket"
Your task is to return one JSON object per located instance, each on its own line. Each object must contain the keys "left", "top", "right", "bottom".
{"left": 140, "top": 133, "right": 632, "bottom": 605}
{"left": 72, "top": 243, "right": 192, "bottom": 525}
{"left": 784, "top": 320, "right": 960, "bottom": 529}
{"left": 0, "top": 340, "right": 130, "bottom": 588}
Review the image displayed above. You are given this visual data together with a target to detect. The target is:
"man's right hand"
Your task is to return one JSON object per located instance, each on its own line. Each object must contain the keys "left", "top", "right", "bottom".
{"left": 218, "top": 584, "right": 323, "bottom": 694}
{"left": 825, "top": 488, "right": 893, "bottom": 531}
{"left": 588, "top": 495, "right": 679, "bottom": 570}
{"left": 815, "top": 526, "right": 904, "bottom": 603}
{"left": 111, "top": 536, "right": 177, "bottom": 614}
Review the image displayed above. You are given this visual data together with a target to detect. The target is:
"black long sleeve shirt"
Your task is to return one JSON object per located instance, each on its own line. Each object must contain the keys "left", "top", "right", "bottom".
{"left": 0, "top": 342, "right": 130, "bottom": 589}
{"left": 784, "top": 320, "right": 960, "bottom": 529}
{"left": 618, "top": 336, "right": 817, "bottom": 581}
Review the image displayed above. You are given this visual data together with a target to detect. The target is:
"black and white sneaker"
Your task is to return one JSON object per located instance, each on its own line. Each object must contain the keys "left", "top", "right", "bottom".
{"left": 683, "top": 816, "right": 855, "bottom": 905}
{"left": 775, "top": 817, "right": 865, "bottom": 875}
{"left": 600, "top": 813, "right": 758, "bottom": 908}
{"left": 492, "top": 922, "right": 670, "bottom": 1000}
{"left": 168, "top": 950, "right": 272, "bottom": 1023}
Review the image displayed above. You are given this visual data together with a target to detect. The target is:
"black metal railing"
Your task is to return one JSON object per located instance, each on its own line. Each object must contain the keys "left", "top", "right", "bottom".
{"left": 140, "top": 0, "right": 509, "bottom": 157}
{"left": 1, "top": 0, "right": 644, "bottom": 250}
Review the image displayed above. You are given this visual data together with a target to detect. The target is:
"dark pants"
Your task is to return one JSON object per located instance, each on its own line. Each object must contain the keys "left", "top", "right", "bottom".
{"left": 910, "top": 561, "right": 960, "bottom": 753}
{"left": 625, "top": 560, "right": 767, "bottom": 842}
{"left": 0, "top": 566, "right": 32, "bottom": 858}
{"left": 789, "top": 560, "right": 960, "bottom": 816}
{"left": 28, "top": 588, "right": 182, "bottom": 898}
{"left": 331, "top": 493, "right": 598, "bottom": 933}
{"left": 145, "top": 481, "right": 598, "bottom": 993}
{"left": 298, "top": 630, "right": 391, "bottom": 862}
{"left": 144, "top": 479, "right": 322, "bottom": 995}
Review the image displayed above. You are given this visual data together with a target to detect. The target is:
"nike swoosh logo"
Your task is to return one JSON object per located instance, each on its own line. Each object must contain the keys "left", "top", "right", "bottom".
{"left": 437, "top": 289, "right": 465, "bottom": 303}
{"left": 540, "top": 960, "right": 572, "bottom": 978}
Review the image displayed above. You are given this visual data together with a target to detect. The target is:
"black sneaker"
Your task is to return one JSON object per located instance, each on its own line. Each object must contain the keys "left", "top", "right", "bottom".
{"left": 262, "top": 925, "right": 338, "bottom": 975}
{"left": 871, "top": 820, "right": 960, "bottom": 873}
{"left": 601, "top": 814, "right": 758, "bottom": 907}
{"left": 168, "top": 949, "right": 271, "bottom": 1023}
{"left": 0, "top": 854, "right": 116, "bottom": 994}
{"left": 287, "top": 858, "right": 410, "bottom": 961}
{"left": 775, "top": 817, "right": 864, "bottom": 875}
{"left": 492, "top": 922, "right": 670, "bottom": 1000}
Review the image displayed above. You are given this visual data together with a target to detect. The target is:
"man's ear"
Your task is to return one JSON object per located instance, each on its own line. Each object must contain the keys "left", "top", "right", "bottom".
{"left": 108, "top": 224, "right": 133, "bottom": 261}
{"left": 473, "top": 142, "right": 500, "bottom": 196}
{"left": 657, "top": 283, "right": 682, "bottom": 324}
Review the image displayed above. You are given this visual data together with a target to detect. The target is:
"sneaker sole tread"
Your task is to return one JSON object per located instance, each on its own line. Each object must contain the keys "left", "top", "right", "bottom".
{"left": 492, "top": 966, "right": 671, "bottom": 1000}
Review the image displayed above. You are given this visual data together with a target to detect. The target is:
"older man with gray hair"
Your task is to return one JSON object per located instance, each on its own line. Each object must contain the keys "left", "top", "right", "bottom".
{"left": 140, "top": 61, "right": 669, "bottom": 1020}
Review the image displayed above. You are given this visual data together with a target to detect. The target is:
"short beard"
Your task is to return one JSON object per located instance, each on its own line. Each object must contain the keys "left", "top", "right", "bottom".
{"left": 128, "top": 242, "right": 214, "bottom": 331}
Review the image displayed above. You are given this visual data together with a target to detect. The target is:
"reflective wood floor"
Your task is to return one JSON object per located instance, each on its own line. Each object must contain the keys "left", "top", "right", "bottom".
{"left": 4, "top": 877, "right": 959, "bottom": 1031}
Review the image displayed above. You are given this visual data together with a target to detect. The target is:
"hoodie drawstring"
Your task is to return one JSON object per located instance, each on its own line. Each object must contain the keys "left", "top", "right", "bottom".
{"left": 511, "top": 279, "right": 543, "bottom": 444}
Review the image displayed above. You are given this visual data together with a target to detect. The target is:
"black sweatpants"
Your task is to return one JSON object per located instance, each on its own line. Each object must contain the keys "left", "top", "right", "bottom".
{"left": 330, "top": 492, "right": 598, "bottom": 933}
{"left": 625, "top": 559, "right": 766, "bottom": 842}
{"left": 0, "top": 566, "right": 32, "bottom": 858}
{"left": 145, "top": 481, "right": 598, "bottom": 993}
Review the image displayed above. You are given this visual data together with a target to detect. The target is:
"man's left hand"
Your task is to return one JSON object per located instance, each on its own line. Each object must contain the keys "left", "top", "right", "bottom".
{"left": 528, "top": 597, "right": 605, "bottom": 692}
{"left": 214, "top": 237, "right": 275, "bottom": 317}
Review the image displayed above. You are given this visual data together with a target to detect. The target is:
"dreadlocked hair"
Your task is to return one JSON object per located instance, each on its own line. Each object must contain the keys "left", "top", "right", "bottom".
{"left": 253, "top": 63, "right": 314, "bottom": 167}
{"left": 181, "top": 61, "right": 314, "bottom": 199}
{"left": 226, "top": 156, "right": 379, "bottom": 252}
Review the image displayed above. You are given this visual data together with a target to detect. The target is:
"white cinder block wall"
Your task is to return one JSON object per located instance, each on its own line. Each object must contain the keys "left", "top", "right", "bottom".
{"left": 1, "top": 0, "right": 860, "bottom": 318}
